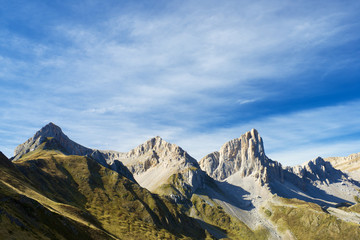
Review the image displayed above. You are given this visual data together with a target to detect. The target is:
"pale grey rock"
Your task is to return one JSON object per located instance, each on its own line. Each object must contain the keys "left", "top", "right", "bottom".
{"left": 325, "top": 153, "right": 360, "bottom": 173}
{"left": 119, "top": 136, "right": 206, "bottom": 195}
{"left": 199, "top": 129, "right": 283, "bottom": 185}
{"left": 289, "top": 157, "right": 349, "bottom": 184}
{"left": 125, "top": 136, "right": 199, "bottom": 173}
{"left": 280, "top": 156, "right": 360, "bottom": 205}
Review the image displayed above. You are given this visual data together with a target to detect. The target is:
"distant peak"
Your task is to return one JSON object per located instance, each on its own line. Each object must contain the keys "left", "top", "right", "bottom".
{"left": 242, "top": 128, "right": 260, "bottom": 140}
{"left": 145, "top": 136, "right": 169, "bottom": 146}
{"left": 42, "top": 122, "right": 61, "bottom": 130}
{"left": 312, "top": 156, "right": 325, "bottom": 164}
{"left": 251, "top": 128, "right": 259, "bottom": 136}
{"left": 200, "top": 128, "right": 269, "bottom": 182}
{"left": 251, "top": 128, "right": 258, "bottom": 133}
{"left": 153, "top": 136, "right": 163, "bottom": 141}
{"left": 129, "top": 136, "right": 190, "bottom": 160}
{"left": 13, "top": 122, "right": 90, "bottom": 161}
{"left": 302, "top": 157, "right": 326, "bottom": 167}
{"left": 36, "top": 122, "right": 64, "bottom": 138}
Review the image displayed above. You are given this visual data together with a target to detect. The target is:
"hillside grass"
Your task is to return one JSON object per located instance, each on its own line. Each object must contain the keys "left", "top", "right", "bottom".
{"left": 155, "top": 170, "right": 194, "bottom": 200}
{"left": 0, "top": 174, "right": 112, "bottom": 240}
{"left": 264, "top": 197, "right": 360, "bottom": 240}
{"left": 191, "top": 195, "right": 269, "bottom": 240}
{"left": 5, "top": 148, "right": 206, "bottom": 239}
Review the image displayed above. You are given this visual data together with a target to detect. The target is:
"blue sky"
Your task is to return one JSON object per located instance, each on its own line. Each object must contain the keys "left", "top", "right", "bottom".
{"left": 1, "top": 0, "right": 360, "bottom": 166}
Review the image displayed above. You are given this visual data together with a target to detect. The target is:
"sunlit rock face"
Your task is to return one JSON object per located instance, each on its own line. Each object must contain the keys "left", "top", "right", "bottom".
{"left": 289, "top": 157, "right": 349, "bottom": 184}
{"left": 200, "top": 129, "right": 283, "bottom": 185}
{"left": 120, "top": 136, "right": 206, "bottom": 196}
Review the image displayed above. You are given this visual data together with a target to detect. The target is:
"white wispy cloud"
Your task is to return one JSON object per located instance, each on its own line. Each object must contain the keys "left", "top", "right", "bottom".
{"left": 236, "top": 99, "right": 258, "bottom": 105}
{"left": 1, "top": 0, "right": 360, "bottom": 161}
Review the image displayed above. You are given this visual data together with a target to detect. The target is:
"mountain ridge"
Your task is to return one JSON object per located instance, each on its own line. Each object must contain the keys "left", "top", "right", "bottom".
{"left": 11, "top": 122, "right": 208, "bottom": 203}
{"left": 5, "top": 122, "right": 360, "bottom": 239}
{"left": 12, "top": 122, "right": 135, "bottom": 182}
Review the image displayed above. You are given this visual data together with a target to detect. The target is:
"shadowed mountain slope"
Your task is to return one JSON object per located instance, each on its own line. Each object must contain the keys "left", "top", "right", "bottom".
{"left": 325, "top": 153, "right": 360, "bottom": 182}
{"left": 2, "top": 144, "right": 207, "bottom": 239}
{"left": 0, "top": 151, "right": 113, "bottom": 240}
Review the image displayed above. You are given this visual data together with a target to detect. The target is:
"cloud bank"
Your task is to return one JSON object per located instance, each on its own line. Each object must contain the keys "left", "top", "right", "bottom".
{"left": 1, "top": 0, "right": 360, "bottom": 165}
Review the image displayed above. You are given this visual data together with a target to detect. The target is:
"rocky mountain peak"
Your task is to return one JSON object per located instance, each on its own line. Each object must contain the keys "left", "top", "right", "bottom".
{"left": 199, "top": 129, "right": 281, "bottom": 185}
{"left": 128, "top": 136, "right": 184, "bottom": 158}
{"left": 12, "top": 122, "right": 90, "bottom": 161}
{"left": 285, "top": 156, "right": 350, "bottom": 187}
{"left": 34, "top": 122, "right": 63, "bottom": 138}
{"left": 324, "top": 153, "right": 360, "bottom": 173}
{"left": 294, "top": 156, "right": 346, "bottom": 183}
{"left": 125, "top": 136, "right": 199, "bottom": 173}
{"left": 121, "top": 136, "right": 205, "bottom": 197}
{"left": 11, "top": 123, "right": 136, "bottom": 182}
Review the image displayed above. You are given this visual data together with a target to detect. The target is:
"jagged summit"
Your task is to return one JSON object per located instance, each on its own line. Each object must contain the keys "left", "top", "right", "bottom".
{"left": 12, "top": 122, "right": 135, "bottom": 182}
{"left": 126, "top": 135, "right": 199, "bottom": 168}
{"left": 37, "top": 122, "right": 63, "bottom": 136}
{"left": 120, "top": 136, "right": 205, "bottom": 197}
{"left": 199, "top": 128, "right": 278, "bottom": 184}
{"left": 290, "top": 156, "right": 348, "bottom": 183}
{"left": 12, "top": 122, "right": 90, "bottom": 161}
{"left": 198, "top": 129, "right": 360, "bottom": 209}
{"left": 325, "top": 152, "right": 360, "bottom": 173}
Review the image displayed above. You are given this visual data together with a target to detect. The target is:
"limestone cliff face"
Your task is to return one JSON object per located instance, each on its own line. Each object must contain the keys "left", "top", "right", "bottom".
{"left": 325, "top": 153, "right": 360, "bottom": 172}
{"left": 11, "top": 123, "right": 135, "bottom": 182}
{"left": 289, "top": 157, "right": 348, "bottom": 184}
{"left": 125, "top": 136, "right": 198, "bottom": 173}
{"left": 121, "top": 136, "right": 206, "bottom": 197}
{"left": 199, "top": 129, "right": 283, "bottom": 185}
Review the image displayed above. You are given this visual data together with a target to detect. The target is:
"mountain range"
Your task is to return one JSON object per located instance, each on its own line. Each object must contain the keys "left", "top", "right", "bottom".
{"left": 2, "top": 122, "right": 360, "bottom": 239}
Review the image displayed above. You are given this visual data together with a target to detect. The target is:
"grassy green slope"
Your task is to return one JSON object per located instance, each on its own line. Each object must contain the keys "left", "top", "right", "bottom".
{"left": 0, "top": 181, "right": 112, "bottom": 240}
{"left": 0, "top": 151, "right": 111, "bottom": 240}
{"left": 264, "top": 197, "right": 360, "bottom": 240}
{"left": 1, "top": 146, "right": 206, "bottom": 240}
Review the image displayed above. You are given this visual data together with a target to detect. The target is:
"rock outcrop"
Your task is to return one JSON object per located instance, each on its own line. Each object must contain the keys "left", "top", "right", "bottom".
{"left": 119, "top": 136, "right": 206, "bottom": 200}
{"left": 199, "top": 129, "right": 283, "bottom": 185}
{"left": 325, "top": 153, "right": 360, "bottom": 172}
{"left": 12, "top": 122, "right": 91, "bottom": 160}
{"left": 198, "top": 129, "right": 360, "bottom": 205}
{"left": 11, "top": 122, "right": 135, "bottom": 182}
{"left": 300, "top": 157, "right": 345, "bottom": 182}
{"left": 286, "top": 156, "right": 354, "bottom": 187}
{"left": 124, "top": 136, "right": 198, "bottom": 173}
